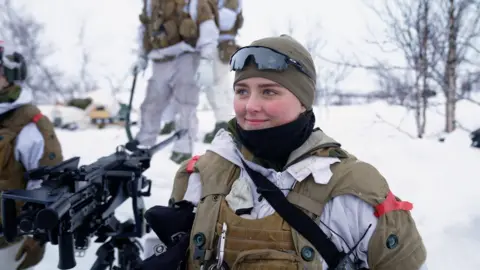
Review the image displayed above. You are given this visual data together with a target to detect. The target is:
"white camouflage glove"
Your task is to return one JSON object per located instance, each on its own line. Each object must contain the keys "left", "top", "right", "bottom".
{"left": 195, "top": 58, "right": 215, "bottom": 89}
{"left": 225, "top": 177, "right": 255, "bottom": 219}
{"left": 131, "top": 56, "right": 148, "bottom": 75}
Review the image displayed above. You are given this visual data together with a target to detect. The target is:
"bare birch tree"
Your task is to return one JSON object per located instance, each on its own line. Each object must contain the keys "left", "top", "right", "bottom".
{"left": 365, "top": 0, "right": 480, "bottom": 134}
{"left": 373, "top": 68, "right": 412, "bottom": 106}
{"left": 67, "top": 19, "right": 98, "bottom": 98}
{"left": 0, "top": 0, "right": 98, "bottom": 103}
{"left": 0, "top": 0, "right": 65, "bottom": 101}
{"left": 362, "top": 0, "right": 434, "bottom": 138}
{"left": 428, "top": 0, "right": 480, "bottom": 132}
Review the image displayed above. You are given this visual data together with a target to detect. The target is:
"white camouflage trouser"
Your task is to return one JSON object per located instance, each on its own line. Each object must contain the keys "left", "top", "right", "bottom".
{"left": 136, "top": 53, "right": 201, "bottom": 154}
{"left": 0, "top": 240, "right": 35, "bottom": 270}
{"left": 161, "top": 51, "right": 234, "bottom": 125}
{"left": 200, "top": 50, "right": 234, "bottom": 123}
{"left": 198, "top": 49, "right": 234, "bottom": 123}
{"left": 161, "top": 98, "right": 178, "bottom": 124}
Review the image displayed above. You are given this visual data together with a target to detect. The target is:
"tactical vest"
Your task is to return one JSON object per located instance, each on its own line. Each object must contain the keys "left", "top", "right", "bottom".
{"left": 0, "top": 104, "right": 63, "bottom": 249}
{"left": 139, "top": 0, "right": 219, "bottom": 53}
{"left": 218, "top": 0, "right": 243, "bottom": 37}
{"left": 217, "top": 0, "right": 243, "bottom": 63}
{"left": 171, "top": 143, "right": 427, "bottom": 269}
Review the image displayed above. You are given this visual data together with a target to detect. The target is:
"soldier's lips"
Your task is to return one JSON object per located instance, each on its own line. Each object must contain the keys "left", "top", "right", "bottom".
{"left": 245, "top": 119, "right": 268, "bottom": 125}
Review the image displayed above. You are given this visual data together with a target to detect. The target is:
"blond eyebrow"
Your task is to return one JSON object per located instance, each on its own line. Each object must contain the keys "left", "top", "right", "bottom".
{"left": 234, "top": 82, "right": 249, "bottom": 88}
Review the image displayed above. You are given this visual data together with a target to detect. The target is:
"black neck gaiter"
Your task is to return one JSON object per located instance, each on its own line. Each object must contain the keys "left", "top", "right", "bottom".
{"left": 235, "top": 110, "right": 316, "bottom": 166}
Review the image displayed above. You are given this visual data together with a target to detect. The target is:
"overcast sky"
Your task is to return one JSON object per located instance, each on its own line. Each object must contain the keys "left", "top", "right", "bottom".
{"left": 12, "top": 0, "right": 403, "bottom": 93}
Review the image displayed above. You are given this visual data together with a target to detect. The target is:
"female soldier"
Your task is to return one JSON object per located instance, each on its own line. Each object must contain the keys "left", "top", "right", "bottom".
{"left": 143, "top": 35, "right": 428, "bottom": 270}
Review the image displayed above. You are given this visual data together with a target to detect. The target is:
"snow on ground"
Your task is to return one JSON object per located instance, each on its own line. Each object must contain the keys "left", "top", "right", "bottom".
{"left": 34, "top": 101, "right": 480, "bottom": 270}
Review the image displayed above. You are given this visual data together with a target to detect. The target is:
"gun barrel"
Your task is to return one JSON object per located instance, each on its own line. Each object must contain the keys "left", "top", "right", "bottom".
{"left": 36, "top": 196, "right": 71, "bottom": 230}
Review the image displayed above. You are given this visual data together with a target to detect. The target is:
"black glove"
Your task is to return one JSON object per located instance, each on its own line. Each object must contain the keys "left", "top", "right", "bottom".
{"left": 138, "top": 201, "right": 195, "bottom": 270}
{"left": 139, "top": 234, "right": 190, "bottom": 270}
{"left": 144, "top": 200, "right": 195, "bottom": 247}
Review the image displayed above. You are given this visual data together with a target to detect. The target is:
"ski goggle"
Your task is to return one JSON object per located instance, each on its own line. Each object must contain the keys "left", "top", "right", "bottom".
{"left": 229, "top": 46, "right": 314, "bottom": 80}
{"left": 0, "top": 46, "right": 27, "bottom": 83}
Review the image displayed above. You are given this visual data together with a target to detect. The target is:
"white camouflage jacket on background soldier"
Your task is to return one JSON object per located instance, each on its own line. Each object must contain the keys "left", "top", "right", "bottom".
{"left": 195, "top": 0, "right": 244, "bottom": 144}
{"left": 135, "top": 0, "right": 220, "bottom": 70}
{"left": 217, "top": 0, "right": 242, "bottom": 43}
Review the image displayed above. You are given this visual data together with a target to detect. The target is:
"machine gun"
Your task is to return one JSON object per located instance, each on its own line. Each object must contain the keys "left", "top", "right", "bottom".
{"left": 0, "top": 130, "right": 186, "bottom": 270}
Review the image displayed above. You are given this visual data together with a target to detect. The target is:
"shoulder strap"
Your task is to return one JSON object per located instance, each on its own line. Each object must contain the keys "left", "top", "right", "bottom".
{"left": 240, "top": 159, "right": 365, "bottom": 270}
{"left": 207, "top": 0, "right": 220, "bottom": 27}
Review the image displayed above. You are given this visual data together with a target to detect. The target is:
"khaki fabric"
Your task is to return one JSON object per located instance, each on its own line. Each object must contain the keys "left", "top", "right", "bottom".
{"left": 14, "top": 236, "right": 46, "bottom": 270}
{"left": 0, "top": 104, "right": 63, "bottom": 249}
{"left": 218, "top": 40, "right": 240, "bottom": 64}
{"left": 170, "top": 130, "right": 426, "bottom": 269}
{"left": 170, "top": 158, "right": 195, "bottom": 205}
{"left": 140, "top": 0, "right": 219, "bottom": 52}
{"left": 217, "top": 0, "right": 244, "bottom": 63}
{"left": 216, "top": 200, "right": 301, "bottom": 269}
{"left": 8, "top": 105, "right": 64, "bottom": 167}
{"left": 66, "top": 98, "right": 93, "bottom": 110}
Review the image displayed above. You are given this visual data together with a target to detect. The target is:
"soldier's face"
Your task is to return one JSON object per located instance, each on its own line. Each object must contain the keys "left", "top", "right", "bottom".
{"left": 233, "top": 77, "right": 305, "bottom": 130}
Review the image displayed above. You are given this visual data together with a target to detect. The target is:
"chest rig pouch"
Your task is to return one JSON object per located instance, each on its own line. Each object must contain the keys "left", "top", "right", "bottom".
{"left": 218, "top": 40, "right": 239, "bottom": 64}
{"left": 141, "top": 0, "right": 199, "bottom": 50}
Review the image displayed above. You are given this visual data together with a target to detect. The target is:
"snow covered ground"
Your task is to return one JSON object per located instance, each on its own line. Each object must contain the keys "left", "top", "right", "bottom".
{"left": 31, "top": 99, "right": 480, "bottom": 270}
{"left": 7, "top": 0, "right": 478, "bottom": 268}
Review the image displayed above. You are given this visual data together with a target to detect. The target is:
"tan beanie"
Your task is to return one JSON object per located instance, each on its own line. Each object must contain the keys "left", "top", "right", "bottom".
{"left": 233, "top": 35, "right": 317, "bottom": 110}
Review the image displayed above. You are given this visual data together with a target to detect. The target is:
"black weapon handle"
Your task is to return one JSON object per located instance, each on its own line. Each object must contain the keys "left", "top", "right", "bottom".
{"left": 1, "top": 198, "right": 18, "bottom": 242}
{"left": 57, "top": 229, "right": 76, "bottom": 269}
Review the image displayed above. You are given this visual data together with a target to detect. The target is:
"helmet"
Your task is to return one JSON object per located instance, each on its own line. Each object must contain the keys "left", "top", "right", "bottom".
{"left": 0, "top": 41, "right": 27, "bottom": 84}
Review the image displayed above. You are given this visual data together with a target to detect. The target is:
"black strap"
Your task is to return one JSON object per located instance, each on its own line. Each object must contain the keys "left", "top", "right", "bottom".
{"left": 241, "top": 159, "right": 346, "bottom": 268}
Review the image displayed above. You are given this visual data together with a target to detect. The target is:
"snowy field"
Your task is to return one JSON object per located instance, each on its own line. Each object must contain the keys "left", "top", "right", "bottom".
{"left": 31, "top": 99, "right": 480, "bottom": 270}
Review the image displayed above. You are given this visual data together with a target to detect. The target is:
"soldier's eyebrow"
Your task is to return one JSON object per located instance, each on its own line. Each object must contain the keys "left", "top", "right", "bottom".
{"left": 258, "top": 83, "right": 282, "bottom": 88}
{"left": 234, "top": 82, "right": 282, "bottom": 88}
{"left": 234, "top": 82, "right": 249, "bottom": 88}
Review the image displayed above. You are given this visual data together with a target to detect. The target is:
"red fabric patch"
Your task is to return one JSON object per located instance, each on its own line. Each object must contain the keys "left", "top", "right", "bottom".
{"left": 186, "top": 155, "right": 200, "bottom": 173}
{"left": 374, "top": 191, "right": 413, "bottom": 217}
{"left": 32, "top": 113, "right": 43, "bottom": 123}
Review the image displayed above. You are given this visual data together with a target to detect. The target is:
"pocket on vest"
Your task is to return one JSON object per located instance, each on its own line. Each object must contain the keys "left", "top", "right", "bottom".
{"left": 218, "top": 41, "right": 239, "bottom": 64}
{"left": 163, "top": 20, "right": 181, "bottom": 45}
{"left": 231, "top": 249, "right": 303, "bottom": 270}
{"left": 179, "top": 18, "right": 198, "bottom": 39}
